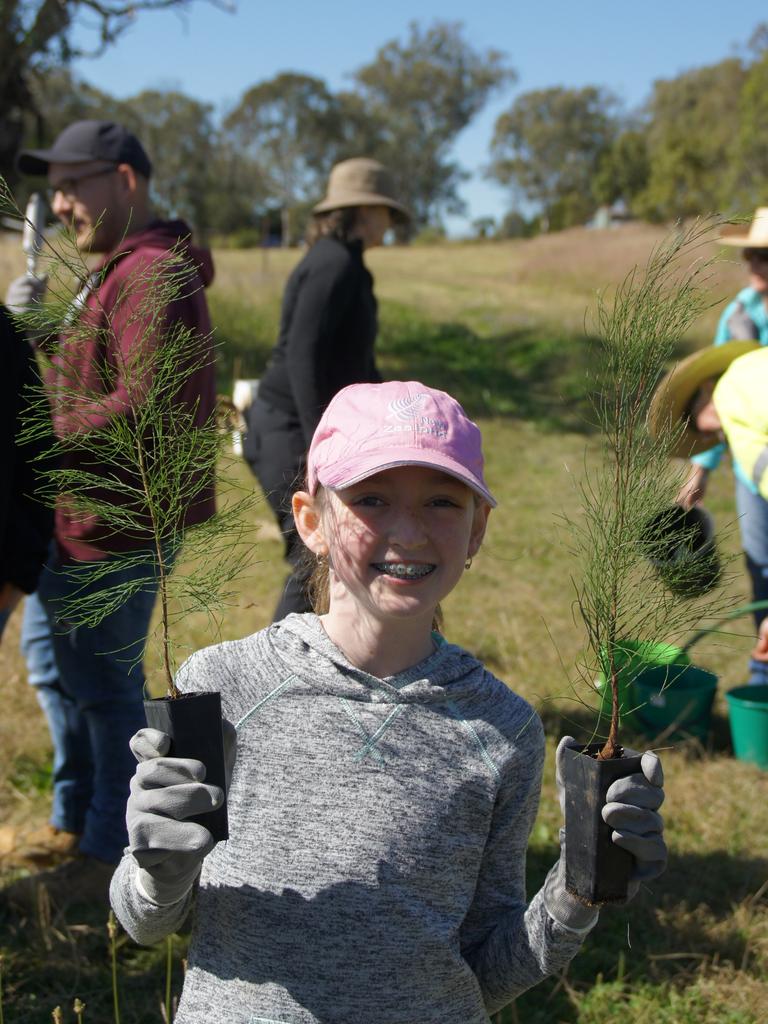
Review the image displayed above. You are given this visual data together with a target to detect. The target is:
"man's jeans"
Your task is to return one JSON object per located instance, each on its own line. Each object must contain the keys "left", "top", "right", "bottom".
{"left": 21, "top": 547, "right": 172, "bottom": 863}
{"left": 735, "top": 478, "right": 768, "bottom": 685}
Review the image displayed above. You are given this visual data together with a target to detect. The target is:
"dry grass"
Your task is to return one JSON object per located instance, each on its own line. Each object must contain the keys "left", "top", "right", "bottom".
{"left": 197, "top": 223, "right": 747, "bottom": 341}
{"left": 0, "top": 224, "right": 766, "bottom": 1022}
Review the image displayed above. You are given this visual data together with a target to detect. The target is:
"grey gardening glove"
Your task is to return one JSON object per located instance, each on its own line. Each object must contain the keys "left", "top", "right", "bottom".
{"left": 126, "top": 722, "right": 237, "bottom": 906}
{"left": 602, "top": 745, "right": 666, "bottom": 891}
{"left": 542, "top": 736, "right": 667, "bottom": 932}
{"left": 5, "top": 273, "right": 47, "bottom": 316}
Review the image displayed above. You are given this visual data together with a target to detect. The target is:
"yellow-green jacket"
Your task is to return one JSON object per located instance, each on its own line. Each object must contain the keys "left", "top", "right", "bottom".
{"left": 714, "top": 346, "right": 768, "bottom": 499}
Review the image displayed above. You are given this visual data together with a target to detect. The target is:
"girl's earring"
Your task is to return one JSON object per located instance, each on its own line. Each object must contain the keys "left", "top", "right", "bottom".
{"left": 319, "top": 550, "right": 334, "bottom": 572}
{"left": 464, "top": 557, "right": 473, "bottom": 570}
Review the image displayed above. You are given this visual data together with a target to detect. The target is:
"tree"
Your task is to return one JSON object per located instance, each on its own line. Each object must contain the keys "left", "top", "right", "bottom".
{"left": 117, "top": 90, "right": 220, "bottom": 238}
{"left": 471, "top": 216, "right": 496, "bottom": 240}
{"left": 496, "top": 209, "right": 528, "bottom": 239}
{"left": 729, "top": 51, "right": 768, "bottom": 212}
{"left": 564, "top": 222, "right": 731, "bottom": 760}
{"left": 349, "top": 21, "right": 514, "bottom": 229}
{"left": 8, "top": 65, "right": 121, "bottom": 206}
{"left": 202, "top": 140, "right": 270, "bottom": 239}
{"left": 26, "top": 70, "right": 266, "bottom": 238}
{"left": 592, "top": 129, "right": 650, "bottom": 210}
{"left": 0, "top": 0, "right": 232, "bottom": 187}
{"left": 26, "top": 65, "right": 119, "bottom": 134}
{"left": 487, "top": 85, "right": 619, "bottom": 231}
{"left": 745, "top": 21, "right": 768, "bottom": 59}
{"left": 633, "top": 59, "right": 746, "bottom": 221}
{"left": 223, "top": 73, "right": 343, "bottom": 245}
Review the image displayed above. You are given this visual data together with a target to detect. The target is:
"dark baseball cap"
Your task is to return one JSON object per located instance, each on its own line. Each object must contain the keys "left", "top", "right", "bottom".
{"left": 17, "top": 120, "right": 152, "bottom": 178}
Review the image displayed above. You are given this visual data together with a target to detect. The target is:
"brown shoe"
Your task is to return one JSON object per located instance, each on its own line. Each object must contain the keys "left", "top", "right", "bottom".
{"left": 1, "top": 854, "right": 115, "bottom": 914}
{"left": 10, "top": 824, "right": 81, "bottom": 867}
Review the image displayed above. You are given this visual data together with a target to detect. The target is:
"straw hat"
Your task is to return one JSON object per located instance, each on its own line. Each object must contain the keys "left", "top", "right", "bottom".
{"left": 719, "top": 208, "right": 768, "bottom": 248}
{"left": 648, "top": 341, "right": 761, "bottom": 457}
{"left": 313, "top": 158, "right": 410, "bottom": 220}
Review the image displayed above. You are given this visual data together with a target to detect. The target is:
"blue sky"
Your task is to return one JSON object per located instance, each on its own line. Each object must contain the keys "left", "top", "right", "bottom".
{"left": 69, "top": 0, "right": 768, "bottom": 235}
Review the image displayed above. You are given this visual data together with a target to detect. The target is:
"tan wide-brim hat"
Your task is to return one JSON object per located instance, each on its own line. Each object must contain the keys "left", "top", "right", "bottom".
{"left": 719, "top": 207, "right": 768, "bottom": 247}
{"left": 648, "top": 341, "right": 761, "bottom": 457}
{"left": 313, "top": 157, "right": 411, "bottom": 221}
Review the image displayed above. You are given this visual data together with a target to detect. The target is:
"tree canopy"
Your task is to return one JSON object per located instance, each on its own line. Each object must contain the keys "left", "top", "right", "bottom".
{"left": 223, "top": 73, "right": 343, "bottom": 244}
{"left": 6, "top": 15, "right": 768, "bottom": 239}
{"left": 220, "top": 22, "right": 513, "bottom": 239}
{"left": 6, "top": 17, "right": 513, "bottom": 240}
{"left": 633, "top": 59, "right": 746, "bottom": 221}
{"left": 487, "top": 86, "right": 619, "bottom": 231}
{"left": 349, "top": 21, "right": 514, "bottom": 227}
{"left": 485, "top": 31, "right": 768, "bottom": 231}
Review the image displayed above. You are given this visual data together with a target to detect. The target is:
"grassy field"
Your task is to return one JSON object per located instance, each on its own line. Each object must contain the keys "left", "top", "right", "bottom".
{"left": 0, "top": 225, "right": 766, "bottom": 1022}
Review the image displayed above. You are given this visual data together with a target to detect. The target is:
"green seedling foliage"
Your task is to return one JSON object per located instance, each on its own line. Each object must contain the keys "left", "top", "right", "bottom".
{"left": 2, "top": 177, "right": 258, "bottom": 697}
{"left": 562, "top": 219, "right": 740, "bottom": 757}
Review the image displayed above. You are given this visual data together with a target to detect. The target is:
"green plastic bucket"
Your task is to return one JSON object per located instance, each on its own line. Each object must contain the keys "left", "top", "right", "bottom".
{"left": 632, "top": 664, "right": 718, "bottom": 740}
{"left": 595, "top": 641, "right": 690, "bottom": 727}
{"left": 725, "top": 685, "right": 768, "bottom": 770}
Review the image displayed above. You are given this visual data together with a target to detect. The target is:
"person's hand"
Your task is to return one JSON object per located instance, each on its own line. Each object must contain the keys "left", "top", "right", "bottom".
{"left": 542, "top": 737, "right": 667, "bottom": 930}
{"left": 688, "top": 379, "right": 723, "bottom": 434}
{"left": 692, "top": 401, "right": 722, "bottom": 434}
{"left": 751, "top": 618, "right": 768, "bottom": 663}
{"left": 676, "top": 464, "right": 709, "bottom": 509}
{"left": 126, "top": 721, "right": 237, "bottom": 906}
{"left": 603, "top": 748, "right": 666, "bottom": 897}
{"left": 5, "top": 274, "right": 47, "bottom": 316}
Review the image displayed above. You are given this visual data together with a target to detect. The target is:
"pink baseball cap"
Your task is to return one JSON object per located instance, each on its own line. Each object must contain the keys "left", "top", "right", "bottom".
{"left": 307, "top": 381, "right": 497, "bottom": 507}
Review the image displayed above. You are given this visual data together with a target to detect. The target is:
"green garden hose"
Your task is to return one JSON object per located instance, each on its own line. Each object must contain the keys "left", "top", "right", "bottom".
{"left": 681, "top": 599, "right": 768, "bottom": 656}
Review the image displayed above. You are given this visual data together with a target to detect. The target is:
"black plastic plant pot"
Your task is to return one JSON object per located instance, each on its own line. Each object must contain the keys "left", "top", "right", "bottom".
{"left": 562, "top": 742, "right": 642, "bottom": 905}
{"left": 640, "top": 504, "right": 721, "bottom": 598}
{"left": 144, "top": 690, "right": 229, "bottom": 842}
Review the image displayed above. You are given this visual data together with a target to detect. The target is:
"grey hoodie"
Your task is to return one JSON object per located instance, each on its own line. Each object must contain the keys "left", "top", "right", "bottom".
{"left": 111, "top": 613, "right": 591, "bottom": 1023}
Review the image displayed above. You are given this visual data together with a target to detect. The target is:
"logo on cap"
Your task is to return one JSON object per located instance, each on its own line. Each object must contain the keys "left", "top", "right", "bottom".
{"left": 386, "top": 394, "right": 428, "bottom": 422}
{"left": 383, "top": 394, "right": 448, "bottom": 438}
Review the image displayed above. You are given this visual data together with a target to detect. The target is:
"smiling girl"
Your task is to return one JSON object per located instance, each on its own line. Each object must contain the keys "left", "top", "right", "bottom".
{"left": 111, "top": 381, "right": 666, "bottom": 1023}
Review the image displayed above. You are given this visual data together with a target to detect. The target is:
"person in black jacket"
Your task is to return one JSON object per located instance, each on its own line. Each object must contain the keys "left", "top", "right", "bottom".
{"left": 244, "top": 158, "right": 409, "bottom": 621}
{"left": 0, "top": 305, "right": 54, "bottom": 641}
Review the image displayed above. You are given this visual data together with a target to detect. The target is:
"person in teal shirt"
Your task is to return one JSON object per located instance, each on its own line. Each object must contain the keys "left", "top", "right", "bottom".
{"left": 678, "top": 209, "right": 768, "bottom": 683}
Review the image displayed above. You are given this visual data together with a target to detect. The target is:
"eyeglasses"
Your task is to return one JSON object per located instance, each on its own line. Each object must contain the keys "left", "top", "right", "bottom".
{"left": 46, "top": 166, "right": 117, "bottom": 203}
{"left": 744, "top": 248, "right": 768, "bottom": 263}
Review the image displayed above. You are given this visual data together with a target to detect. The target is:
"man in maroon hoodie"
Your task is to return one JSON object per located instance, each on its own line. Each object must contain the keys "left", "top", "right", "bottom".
{"left": 3, "top": 121, "right": 216, "bottom": 908}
